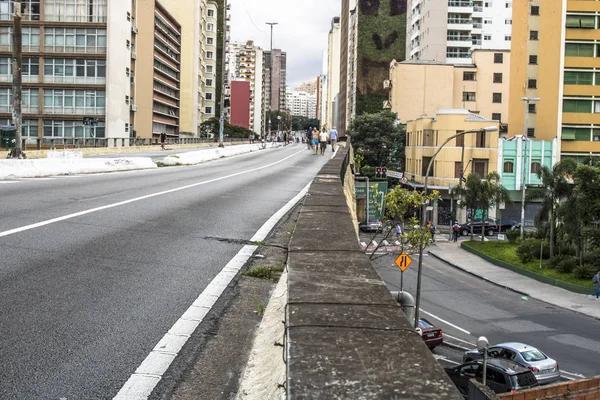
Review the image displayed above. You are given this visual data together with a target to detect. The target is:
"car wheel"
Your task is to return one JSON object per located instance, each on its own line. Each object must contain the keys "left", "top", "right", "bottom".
{"left": 462, "top": 229, "right": 469, "bottom": 236}
{"left": 487, "top": 229, "right": 494, "bottom": 236}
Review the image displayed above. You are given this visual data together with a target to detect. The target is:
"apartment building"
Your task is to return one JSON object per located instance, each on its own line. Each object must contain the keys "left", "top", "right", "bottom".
{"left": 228, "top": 40, "right": 263, "bottom": 134}
{"left": 508, "top": 0, "right": 600, "bottom": 161}
{"left": 136, "top": 0, "right": 181, "bottom": 140}
{"left": 202, "top": 0, "right": 217, "bottom": 124}
{"left": 405, "top": 109, "right": 500, "bottom": 224}
{"left": 389, "top": 49, "right": 510, "bottom": 125}
{"left": 286, "top": 88, "right": 316, "bottom": 119}
{"left": 263, "top": 49, "right": 286, "bottom": 111}
{"left": 0, "top": 0, "right": 136, "bottom": 144}
{"left": 325, "top": 16, "right": 341, "bottom": 131}
{"left": 406, "top": 0, "right": 512, "bottom": 63}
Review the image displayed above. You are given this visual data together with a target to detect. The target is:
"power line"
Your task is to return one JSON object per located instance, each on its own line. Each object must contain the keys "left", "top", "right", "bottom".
{"left": 240, "top": 0, "right": 264, "bottom": 32}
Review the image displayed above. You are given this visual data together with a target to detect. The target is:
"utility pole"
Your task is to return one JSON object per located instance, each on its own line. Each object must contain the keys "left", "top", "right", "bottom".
{"left": 265, "top": 22, "right": 277, "bottom": 140}
{"left": 218, "top": 0, "right": 228, "bottom": 148}
{"left": 10, "top": 0, "right": 22, "bottom": 159}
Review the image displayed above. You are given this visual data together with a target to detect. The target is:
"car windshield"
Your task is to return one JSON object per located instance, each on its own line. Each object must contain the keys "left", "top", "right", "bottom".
{"left": 520, "top": 349, "right": 547, "bottom": 362}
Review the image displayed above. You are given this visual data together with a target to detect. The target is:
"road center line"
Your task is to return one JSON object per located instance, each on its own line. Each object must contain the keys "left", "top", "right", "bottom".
{"left": 420, "top": 308, "right": 471, "bottom": 335}
{"left": 113, "top": 181, "right": 312, "bottom": 399}
{"left": 0, "top": 149, "right": 306, "bottom": 239}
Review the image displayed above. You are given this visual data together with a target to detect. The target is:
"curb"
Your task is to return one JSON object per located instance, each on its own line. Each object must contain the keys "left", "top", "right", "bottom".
{"left": 427, "top": 250, "right": 530, "bottom": 297}
{"left": 441, "top": 341, "right": 471, "bottom": 352}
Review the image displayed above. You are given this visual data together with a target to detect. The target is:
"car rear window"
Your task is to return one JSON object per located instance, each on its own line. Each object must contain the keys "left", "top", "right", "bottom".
{"left": 520, "top": 349, "right": 547, "bottom": 362}
{"left": 418, "top": 319, "right": 434, "bottom": 329}
{"left": 511, "top": 371, "right": 537, "bottom": 388}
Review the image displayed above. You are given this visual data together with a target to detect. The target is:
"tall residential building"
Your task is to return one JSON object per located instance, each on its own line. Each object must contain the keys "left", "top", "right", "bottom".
{"left": 286, "top": 88, "right": 316, "bottom": 119}
{"left": 325, "top": 16, "right": 341, "bottom": 131}
{"left": 202, "top": 0, "right": 218, "bottom": 123}
{"left": 389, "top": 50, "right": 511, "bottom": 125}
{"left": 228, "top": 40, "right": 263, "bottom": 135}
{"left": 296, "top": 79, "right": 317, "bottom": 95}
{"left": 264, "top": 49, "right": 287, "bottom": 111}
{"left": 316, "top": 75, "right": 324, "bottom": 125}
{"left": 507, "top": 0, "right": 600, "bottom": 161}
{"left": 136, "top": 0, "right": 181, "bottom": 140}
{"left": 406, "top": 0, "right": 512, "bottom": 63}
{"left": 339, "top": 0, "right": 408, "bottom": 136}
{"left": 0, "top": 0, "right": 138, "bottom": 145}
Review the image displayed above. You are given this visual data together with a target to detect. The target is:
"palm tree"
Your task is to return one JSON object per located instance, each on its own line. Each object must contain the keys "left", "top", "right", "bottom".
{"left": 452, "top": 172, "right": 510, "bottom": 241}
{"left": 526, "top": 159, "right": 576, "bottom": 258}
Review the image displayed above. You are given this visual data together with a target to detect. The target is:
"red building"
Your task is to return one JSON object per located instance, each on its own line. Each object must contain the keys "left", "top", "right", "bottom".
{"left": 230, "top": 81, "right": 251, "bottom": 130}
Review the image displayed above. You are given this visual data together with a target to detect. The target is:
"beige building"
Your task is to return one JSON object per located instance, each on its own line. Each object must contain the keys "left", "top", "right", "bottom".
{"left": 228, "top": 41, "right": 263, "bottom": 134}
{"left": 201, "top": 0, "right": 217, "bottom": 124}
{"left": 136, "top": 0, "right": 181, "bottom": 140}
{"left": 390, "top": 49, "right": 510, "bottom": 126}
{"left": 508, "top": 0, "right": 600, "bottom": 161}
{"left": 405, "top": 109, "right": 500, "bottom": 224}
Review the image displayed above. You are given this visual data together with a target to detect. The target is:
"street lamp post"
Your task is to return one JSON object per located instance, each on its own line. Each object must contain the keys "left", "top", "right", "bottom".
{"left": 519, "top": 97, "right": 540, "bottom": 238}
{"left": 477, "top": 336, "right": 490, "bottom": 386}
{"left": 414, "top": 126, "right": 498, "bottom": 328}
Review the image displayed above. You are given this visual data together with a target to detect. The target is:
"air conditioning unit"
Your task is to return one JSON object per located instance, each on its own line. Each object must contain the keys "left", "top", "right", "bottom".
{"left": 132, "top": 26, "right": 138, "bottom": 34}
{"left": 131, "top": 51, "right": 137, "bottom": 59}
{"left": 383, "top": 79, "right": 391, "bottom": 89}
{"left": 131, "top": 104, "right": 137, "bottom": 111}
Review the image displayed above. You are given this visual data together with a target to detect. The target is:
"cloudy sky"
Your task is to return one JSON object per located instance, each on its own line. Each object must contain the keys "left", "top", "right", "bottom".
{"left": 229, "top": 0, "right": 341, "bottom": 89}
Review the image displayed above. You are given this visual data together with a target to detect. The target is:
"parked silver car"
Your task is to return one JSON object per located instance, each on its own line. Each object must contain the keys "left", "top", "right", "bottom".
{"left": 463, "top": 342, "right": 560, "bottom": 385}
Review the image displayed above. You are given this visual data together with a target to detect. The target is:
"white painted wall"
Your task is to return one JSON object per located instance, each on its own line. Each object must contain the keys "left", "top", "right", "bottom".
{"left": 482, "top": 1, "right": 512, "bottom": 50}
{"left": 106, "top": 0, "right": 133, "bottom": 142}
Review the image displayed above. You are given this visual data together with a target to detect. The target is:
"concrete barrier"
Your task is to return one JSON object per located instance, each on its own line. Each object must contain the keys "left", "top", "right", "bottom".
{"left": 286, "top": 144, "right": 461, "bottom": 399}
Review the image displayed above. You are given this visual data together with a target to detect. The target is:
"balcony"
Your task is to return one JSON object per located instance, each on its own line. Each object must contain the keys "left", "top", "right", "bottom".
{"left": 447, "top": 19, "right": 473, "bottom": 31}
{"left": 447, "top": 35, "right": 472, "bottom": 47}
{"left": 410, "top": 29, "right": 420, "bottom": 42}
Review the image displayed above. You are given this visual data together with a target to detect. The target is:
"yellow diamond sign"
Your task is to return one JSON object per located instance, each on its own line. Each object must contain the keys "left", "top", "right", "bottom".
{"left": 395, "top": 252, "right": 412, "bottom": 272}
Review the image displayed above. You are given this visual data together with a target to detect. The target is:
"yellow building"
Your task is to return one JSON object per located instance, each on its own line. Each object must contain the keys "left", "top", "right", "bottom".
{"left": 390, "top": 50, "right": 510, "bottom": 125}
{"left": 405, "top": 109, "right": 500, "bottom": 225}
{"left": 508, "top": 0, "right": 600, "bottom": 160}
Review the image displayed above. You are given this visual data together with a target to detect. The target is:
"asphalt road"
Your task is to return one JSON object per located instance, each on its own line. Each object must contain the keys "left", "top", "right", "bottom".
{"left": 369, "top": 245, "right": 600, "bottom": 381}
{"left": 0, "top": 144, "right": 328, "bottom": 399}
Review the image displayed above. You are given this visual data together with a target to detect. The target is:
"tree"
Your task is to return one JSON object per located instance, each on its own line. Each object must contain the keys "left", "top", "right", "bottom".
{"left": 349, "top": 110, "right": 405, "bottom": 173}
{"left": 452, "top": 172, "right": 510, "bottom": 241}
{"left": 291, "top": 115, "right": 321, "bottom": 132}
{"left": 526, "top": 158, "right": 576, "bottom": 258}
{"left": 266, "top": 110, "right": 292, "bottom": 133}
{"left": 199, "top": 117, "right": 256, "bottom": 140}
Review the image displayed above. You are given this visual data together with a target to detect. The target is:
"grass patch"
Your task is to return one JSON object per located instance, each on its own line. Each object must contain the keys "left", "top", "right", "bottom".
{"left": 463, "top": 241, "right": 593, "bottom": 288}
{"left": 156, "top": 162, "right": 180, "bottom": 167}
{"left": 241, "top": 266, "right": 285, "bottom": 281}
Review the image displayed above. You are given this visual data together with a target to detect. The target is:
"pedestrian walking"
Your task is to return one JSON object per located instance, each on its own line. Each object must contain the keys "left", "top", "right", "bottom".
{"left": 428, "top": 221, "right": 436, "bottom": 243}
{"left": 160, "top": 131, "right": 167, "bottom": 150}
{"left": 311, "top": 127, "right": 320, "bottom": 155}
{"left": 452, "top": 221, "right": 460, "bottom": 243}
{"left": 589, "top": 270, "right": 600, "bottom": 300}
{"left": 306, "top": 127, "right": 312, "bottom": 150}
{"left": 329, "top": 126, "right": 338, "bottom": 152}
{"left": 319, "top": 127, "right": 329, "bottom": 155}
{"left": 395, "top": 223, "right": 403, "bottom": 241}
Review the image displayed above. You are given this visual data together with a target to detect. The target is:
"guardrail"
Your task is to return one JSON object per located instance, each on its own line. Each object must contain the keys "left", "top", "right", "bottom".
{"left": 286, "top": 144, "right": 461, "bottom": 399}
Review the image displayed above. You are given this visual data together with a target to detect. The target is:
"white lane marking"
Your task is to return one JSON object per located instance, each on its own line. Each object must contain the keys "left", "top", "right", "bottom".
{"left": 561, "top": 370, "right": 585, "bottom": 378}
{"left": 0, "top": 181, "right": 20, "bottom": 184}
{"left": 0, "top": 149, "right": 306, "bottom": 239}
{"left": 113, "top": 181, "right": 312, "bottom": 400}
{"left": 421, "top": 309, "right": 471, "bottom": 335}
{"left": 433, "top": 355, "right": 460, "bottom": 365}
{"left": 444, "top": 333, "right": 475, "bottom": 347}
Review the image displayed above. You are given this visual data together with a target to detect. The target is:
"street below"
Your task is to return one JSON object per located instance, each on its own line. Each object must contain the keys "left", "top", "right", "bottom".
{"left": 366, "top": 240, "right": 600, "bottom": 381}
{"left": 0, "top": 144, "right": 328, "bottom": 399}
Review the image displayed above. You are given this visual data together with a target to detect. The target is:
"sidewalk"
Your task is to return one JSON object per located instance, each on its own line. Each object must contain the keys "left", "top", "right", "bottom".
{"left": 428, "top": 242, "right": 600, "bottom": 320}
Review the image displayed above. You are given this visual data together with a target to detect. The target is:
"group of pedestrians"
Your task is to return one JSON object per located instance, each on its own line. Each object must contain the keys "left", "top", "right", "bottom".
{"left": 305, "top": 126, "right": 338, "bottom": 155}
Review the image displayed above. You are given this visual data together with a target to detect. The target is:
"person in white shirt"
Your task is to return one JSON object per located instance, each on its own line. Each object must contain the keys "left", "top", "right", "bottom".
{"left": 319, "top": 127, "right": 329, "bottom": 155}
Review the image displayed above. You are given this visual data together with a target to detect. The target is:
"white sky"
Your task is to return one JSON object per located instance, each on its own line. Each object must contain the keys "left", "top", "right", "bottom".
{"left": 229, "top": 0, "right": 341, "bottom": 89}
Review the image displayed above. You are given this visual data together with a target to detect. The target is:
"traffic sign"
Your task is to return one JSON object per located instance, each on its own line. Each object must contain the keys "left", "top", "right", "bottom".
{"left": 426, "top": 206, "right": 434, "bottom": 211}
{"left": 395, "top": 251, "right": 412, "bottom": 272}
{"left": 387, "top": 170, "right": 403, "bottom": 179}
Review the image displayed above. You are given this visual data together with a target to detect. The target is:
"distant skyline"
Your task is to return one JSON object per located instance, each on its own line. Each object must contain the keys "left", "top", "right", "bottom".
{"left": 229, "top": 0, "right": 340, "bottom": 89}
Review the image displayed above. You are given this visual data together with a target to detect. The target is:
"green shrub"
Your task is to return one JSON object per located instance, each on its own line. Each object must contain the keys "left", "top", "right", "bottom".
{"left": 583, "top": 252, "right": 600, "bottom": 267}
{"left": 516, "top": 238, "right": 538, "bottom": 264}
{"left": 557, "top": 257, "right": 577, "bottom": 274}
{"left": 505, "top": 229, "right": 520, "bottom": 243}
{"left": 573, "top": 265, "right": 597, "bottom": 280}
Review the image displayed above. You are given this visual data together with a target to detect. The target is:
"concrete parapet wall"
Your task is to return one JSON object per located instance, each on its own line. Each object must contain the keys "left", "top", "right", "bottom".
{"left": 498, "top": 376, "right": 600, "bottom": 400}
{"left": 286, "top": 145, "right": 461, "bottom": 399}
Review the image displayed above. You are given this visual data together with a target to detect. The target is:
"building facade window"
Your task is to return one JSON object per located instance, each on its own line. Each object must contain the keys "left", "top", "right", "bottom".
{"left": 476, "top": 131, "right": 486, "bottom": 148}
{"left": 528, "top": 79, "right": 537, "bottom": 88}
{"left": 422, "top": 156, "right": 433, "bottom": 177}
{"left": 206, "top": 65, "right": 213, "bottom": 73}
{"left": 207, "top": 9, "right": 214, "bottom": 17}
{"left": 463, "top": 92, "right": 476, "bottom": 101}
{"left": 463, "top": 71, "right": 476, "bottom": 81}
{"left": 207, "top": 37, "right": 213, "bottom": 45}
{"left": 492, "top": 113, "right": 501, "bottom": 121}
{"left": 207, "top": 23, "right": 214, "bottom": 31}
{"left": 493, "top": 73, "right": 502, "bottom": 83}
{"left": 44, "top": 27, "right": 107, "bottom": 53}
{"left": 0, "top": 88, "right": 39, "bottom": 112}
{"left": 43, "top": 119, "right": 105, "bottom": 138}
{"left": 455, "top": 161, "right": 462, "bottom": 179}
{"left": 44, "top": 58, "right": 106, "bottom": 83}
{"left": 494, "top": 53, "right": 503, "bottom": 63}
{"left": 0, "top": 0, "right": 40, "bottom": 21}
{"left": 474, "top": 159, "right": 488, "bottom": 176}
{"left": 206, "top": 51, "right": 213, "bottom": 59}
{"left": 492, "top": 93, "right": 502, "bottom": 103}
{"left": 43, "top": 89, "right": 105, "bottom": 114}
{"left": 563, "top": 99, "right": 592, "bottom": 113}
{"left": 528, "top": 104, "right": 536, "bottom": 113}
{"left": 205, "top": 92, "right": 212, "bottom": 100}
{"left": 529, "top": 30, "right": 538, "bottom": 40}
{"left": 0, "top": 57, "right": 39, "bottom": 82}
{"left": 566, "top": 14, "right": 596, "bottom": 29}
{"left": 564, "top": 70, "right": 593, "bottom": 85}
{"left": 527, "top": 128, "right": 535, "bottom": 137}
{"left": 0, "top": 26, "right": 40, "bottom": 51}
{"left": 531, "top": 161, "right": 541, "bottom": 174}
{"left": 206, "top": 78, "right": 213, "bottom": 87}
{"left": 565, "top": 42, "right": 594, "bottom": 57}
{"left": 205, "top": 106, "right": 212, "bottom": 114}
{"left": 529, "top": 55, "right": 538, "bottom": 64}
{"left": 503, "top": 161, "right": 514, "bottom": 173}
{"left": 44, "top": 0, "right": 108, "bottom": 23}
{"left": 531, "top": 5, "right": 539, "bottom": 15}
